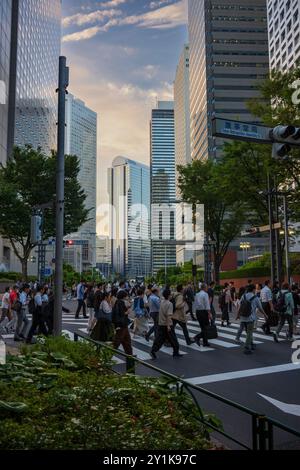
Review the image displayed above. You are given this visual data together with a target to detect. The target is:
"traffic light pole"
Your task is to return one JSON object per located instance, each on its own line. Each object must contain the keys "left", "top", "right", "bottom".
{"left": 54, "top": 57, "right": 69, "bottom": 337}
{"left": 283, "top": 195, "right": 291, "bottom": 284}
{"left": 267, "top": 172, "right": 276, "bottom": 286}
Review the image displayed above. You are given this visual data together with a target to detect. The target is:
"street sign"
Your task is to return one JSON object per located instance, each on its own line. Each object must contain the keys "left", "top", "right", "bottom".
{"left": 42, "top": 267, "right": 52, "bottom": 277}
{"left": 241, "top": 223, "right": 282, "bottom": 236}
{"left": 212, "top": 118, "right": 272, "bottom": 144}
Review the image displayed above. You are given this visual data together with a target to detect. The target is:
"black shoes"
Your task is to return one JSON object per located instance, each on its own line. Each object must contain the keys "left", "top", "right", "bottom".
{"left": 150, "top": 351, "right": 157, "bottom": 360}
{"left": 173, "top": 353, "right": 184, "bottom": 358}
{"left": 186, "top": 339, "right": 195, "bottom": 345}
{"left": 244, "top": 348, "right": 252, "bottom": 355}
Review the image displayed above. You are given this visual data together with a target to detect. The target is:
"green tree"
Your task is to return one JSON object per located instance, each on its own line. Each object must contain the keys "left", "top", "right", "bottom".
{"left": 178, "top": 159, "right": 247, "bottom": 284}
{"left": 0, "top": 146, "right": 89, "bottom": 279}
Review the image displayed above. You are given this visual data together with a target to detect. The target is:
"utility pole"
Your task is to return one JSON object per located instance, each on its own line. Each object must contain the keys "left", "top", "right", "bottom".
{"left": 54, "top": 56, "right": 69, "bottom": 337}
{"left": 267, "top": 172, "right": 276, "bottom": 286}
{"left": 283, "top": 195, "right": 291, "bottom": 284}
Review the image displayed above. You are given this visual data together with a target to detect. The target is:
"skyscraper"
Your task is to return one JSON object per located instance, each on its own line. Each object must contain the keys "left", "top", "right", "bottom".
{"left": 150, "top": 101, "right": 176, "bottom": 275}
{"left": 267, "top": 0, "right": 300, "bottom": 71}
{"left": 65, "top": 93, "right": 97, "bottom": 271}
{"left": 7, "top": 0, "right": 61, "bottom": 158}
{"left": 188, "top": 0, "right": 269, "bottom": 162}
{"left": 0, "top": 1, "right": 12, "bottom": 165}
{"left": 174, "top": 45, "right": 192, "bottom": 265}
{"left": 108, "top": 157, "right": 151, "bottom": 278}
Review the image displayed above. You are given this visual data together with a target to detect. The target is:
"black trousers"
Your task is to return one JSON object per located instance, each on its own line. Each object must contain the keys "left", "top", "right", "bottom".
{"left": 145, "top": 312, "right": 159, "bottom": 340}
{"left": 262, "top": 302, "right": 271, "bottom": 334}
{"left": 26, "top": 308, "right": 48, "bottom": 341}
{"left": 151, "top": 325, "right": 179, "bottom": 355}
{"left": 75, "top": 299, "right": 86, "bottom": 317}
{"left": 221, "top": 304, "right": 229, "bottom": 323}
{"left": 172, "top": 319, "right": 191, "bottom": 344}
{"left": 195, "top": 310, "right": 210, "bottom": 346}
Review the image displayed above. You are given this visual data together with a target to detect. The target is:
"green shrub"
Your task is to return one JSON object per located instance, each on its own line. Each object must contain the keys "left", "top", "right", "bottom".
{"left": 0, "top": 337, "right": 221, "bottom": 450}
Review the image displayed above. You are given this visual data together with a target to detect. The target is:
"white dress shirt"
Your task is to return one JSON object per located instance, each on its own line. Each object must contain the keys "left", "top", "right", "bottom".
{"left": 194, "top": 290, "right": 210, "bottom": 311}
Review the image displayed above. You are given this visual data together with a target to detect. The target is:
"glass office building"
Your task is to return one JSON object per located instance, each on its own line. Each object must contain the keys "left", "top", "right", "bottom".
{"left": 150, "top": 101, "right": 176, "bottom": 275}
{"left": 189, "top": 0, "right": 269, "bottom": 161}
{"left": 65, "top": 93, "right": 97, "bottom": 271}
{"left": 108, "top": 157, "right": 151, "bottom": 278}
{"left": 0, "top": 0, "right": 12, "bottom": 165}
{"left": 8, "top": 0, "right": 61, "bottom": 156}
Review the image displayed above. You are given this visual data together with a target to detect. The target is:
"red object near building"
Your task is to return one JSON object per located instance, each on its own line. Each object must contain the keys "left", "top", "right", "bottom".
{"left": 221, "top": 250, "right": 238, "bottom": 272}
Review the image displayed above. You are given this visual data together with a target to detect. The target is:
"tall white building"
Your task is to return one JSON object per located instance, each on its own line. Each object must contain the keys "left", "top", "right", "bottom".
{"left": 174, "top": 44, "right": 193, "bottom": 265}
{"left": 150, "top": 101, "right": 177, "bottom": 275}
{"left": 65, "top": 93, "right": 97, "bottom": 272}
{"left": 267, "top": 0, "right": 300, "bottom": 71}
{"left": 108, "top": 157, "right": 151, "bottom": 279}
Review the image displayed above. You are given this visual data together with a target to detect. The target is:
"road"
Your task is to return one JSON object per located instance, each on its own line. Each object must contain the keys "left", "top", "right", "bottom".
{"left": 2, "top": 298, "right": 300, "bottom": 450}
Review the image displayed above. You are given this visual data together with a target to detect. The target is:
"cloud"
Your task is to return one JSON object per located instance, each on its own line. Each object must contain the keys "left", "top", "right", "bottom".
{"left": 149, "top": 0, "right": 172, "bottom": 9}
{"left": 63, "top": 0, "right": 187, "bottom": 41}
{"left": 98, "top": 0, "right": 127, "bottom": 7}
{"left": 62, "top": 26, "right": 101, "bottom": 43}
{"left": 65, "top": 62, "right": 173, "bottom": 214}
{"left": 63, "top": 8, "right": 121, "bottom": 27}
{"left": 133, "top": 64, "right": 160, "bottom": 80}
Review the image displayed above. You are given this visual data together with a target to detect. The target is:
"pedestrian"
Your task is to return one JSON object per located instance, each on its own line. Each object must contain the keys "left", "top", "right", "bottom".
{"left": 91, "top": 291, "right": 114, "bottom": 342}
{"left": 260, "top": 280, "right": 274, "bottom": 335}
{"left": 291, "top": 284, "right": 300, "bottom": 335}
{"left": 172, "top": 285, "right": 194, "bottom": 345}
{"left": 0, "top": 287, "right": 12, "bottom": 326}
{"left": 273, "top": 283, "right": 294, "bottom": 342}
{"left": 229, "top": 282, "right": 236, "bottom": 313}
{"left": 26, "top": 286, "right": 48, "bottom": 344}
{"left": 193, "top": 283, "right": 212, "bottom": 348}
{"left": 112, "top": 290, "right": 133, "bottom": 355}
{"left": 14, "top": 284, "right": 30, "bottom": 341}
{"left": 239, "top": 284, "right": 265, "bottom": 354}
{"left": 150, "top": 288, "right": 182, "bottom": 360}
{"left": 145, "top": 288, "right": 161, "bottom": 342}
{"left": 220, "top": 283, "right": 231, "bottom": 327}
{"left": 75, "top": 279, "right": 87, "bottom": 319}
{"left": 86, "top": 284, "right": 96, "bottom": 332}
{"left": 207, "top": 281, "right": 216, "bottom": 326}
{"left": 9, "top": 285, "right": 19, "bottom": 332}
{"left": 132, "top": 288, "right": 148, "bottom": 337}
{"left": 235, "top": 286, "right": 247, "bottom": 344}
{"left": 183, "top": 282, "right": 196, "bottom": 321}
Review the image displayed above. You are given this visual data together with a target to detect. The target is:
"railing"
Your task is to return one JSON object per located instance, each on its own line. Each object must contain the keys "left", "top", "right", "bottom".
{"left": 74, "top": 331, "right": 300, "bottom": 451}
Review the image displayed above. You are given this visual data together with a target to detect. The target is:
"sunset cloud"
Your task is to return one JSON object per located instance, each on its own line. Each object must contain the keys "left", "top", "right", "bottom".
{"left": 63, "top": 26, "right": 101, "bottom": 42}
{"left": 63, "top": 8, "right": 121, "bottom": 27}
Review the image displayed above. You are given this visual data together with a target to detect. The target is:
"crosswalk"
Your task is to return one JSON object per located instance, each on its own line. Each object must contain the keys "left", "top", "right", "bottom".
{"left": 1, "top": 313, "right": 300, "bottom": 366}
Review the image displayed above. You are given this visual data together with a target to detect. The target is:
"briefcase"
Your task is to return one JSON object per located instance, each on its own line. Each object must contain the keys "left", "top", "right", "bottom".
{"left": 206, "top": 324, "right": 218, "bottom": 340}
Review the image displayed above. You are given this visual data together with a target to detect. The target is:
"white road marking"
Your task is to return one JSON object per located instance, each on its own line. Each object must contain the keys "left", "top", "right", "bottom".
{"left": 186, "top": 363, "right": 300, "bottom": 385}
{"left": 258, "top": 394, "right": 300, "bottom": 417}
{"left": 130, "top": 334, "right": 187, "bottom": 356}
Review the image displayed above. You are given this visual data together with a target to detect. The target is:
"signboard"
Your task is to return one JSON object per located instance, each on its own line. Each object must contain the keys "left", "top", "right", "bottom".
{"left": 241, "top": 222, "right": 282, "bottom": 236}
{"left": 212, "top": 118, "right": 272, "bottom": 144}
{"left": 42, "top": 267, "right": 52, "bottom": 277}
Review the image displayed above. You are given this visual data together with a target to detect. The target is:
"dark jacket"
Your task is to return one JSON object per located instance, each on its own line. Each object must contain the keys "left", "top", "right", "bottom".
{"left": 112, "top": 299, "right": 130, "bottom": 328}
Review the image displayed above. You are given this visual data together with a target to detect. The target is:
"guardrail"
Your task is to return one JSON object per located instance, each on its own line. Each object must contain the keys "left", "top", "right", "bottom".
{"left": 74, "top": 330, "right": 300, "bottom": 451}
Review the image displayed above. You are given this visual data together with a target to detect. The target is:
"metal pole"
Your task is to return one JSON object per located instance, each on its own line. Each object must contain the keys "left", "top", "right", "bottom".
{"left": 267, "top": 173, "right": 276, "bottom": 285}
{"left": 283, "top": 195, "right": 291, "bottom": 284}
{"left": 274, "top": 179, "right": 282, "bottom": 284}
{"left": 165, "top": 244, "right": 167, "bottom": 286}
{"left": 54, "top": 56, "right": 69, "bottom": 337}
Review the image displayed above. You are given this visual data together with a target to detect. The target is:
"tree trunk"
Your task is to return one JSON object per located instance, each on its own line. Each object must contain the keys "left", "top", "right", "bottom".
{"left": 21, "top": 259, "right": 28, "bottom": 281}
{"left": 214, "top": 253, "right": 221, "bottom": 285}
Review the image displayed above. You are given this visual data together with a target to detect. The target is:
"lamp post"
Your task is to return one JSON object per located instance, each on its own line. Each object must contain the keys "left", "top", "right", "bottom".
{"left": 240, "top": 242, "right": 251, "bottom": 265}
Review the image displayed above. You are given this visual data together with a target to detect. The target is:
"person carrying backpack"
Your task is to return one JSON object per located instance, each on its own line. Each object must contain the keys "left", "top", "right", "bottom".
{"left": 273, "top": 283, "right": 294, "bottom": 342}
{"left": 239, "top": 284, "right": 266, "bottom": 355}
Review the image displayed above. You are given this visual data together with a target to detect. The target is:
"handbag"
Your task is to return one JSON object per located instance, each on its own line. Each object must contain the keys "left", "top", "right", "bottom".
{"left": 206, "top": 323, "right": 218, "bottom": 340}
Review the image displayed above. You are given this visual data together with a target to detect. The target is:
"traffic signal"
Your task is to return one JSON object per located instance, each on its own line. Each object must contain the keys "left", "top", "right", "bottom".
{"left": 64, "top": 240, "right": 74, "bottom": 248}
{"left": 270, "top": 125, "right": 300, "bottom": 159}
{"left": 30, "top": 215, "right": 42, "bottom": 244}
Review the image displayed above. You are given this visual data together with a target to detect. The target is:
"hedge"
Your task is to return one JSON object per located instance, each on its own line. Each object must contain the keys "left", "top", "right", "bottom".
{"left": 0, "top": 337, "right": 222, "bottom": 450}
{"left": 220, "top": 267, "right": 270, "bottom": 280}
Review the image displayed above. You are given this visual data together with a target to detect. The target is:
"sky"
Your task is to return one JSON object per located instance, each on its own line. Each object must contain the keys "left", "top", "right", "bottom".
{"left": 61, "top": 0, "right": 188, "bottom": 229}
